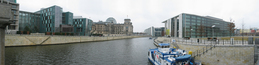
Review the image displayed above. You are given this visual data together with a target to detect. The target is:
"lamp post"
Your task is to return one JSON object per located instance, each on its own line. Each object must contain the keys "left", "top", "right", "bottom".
{"left": 212, "top": 25, "right": 215, "bottom": 37}
{"left": 191, "top": 29, "right": 193, "bottom": 38}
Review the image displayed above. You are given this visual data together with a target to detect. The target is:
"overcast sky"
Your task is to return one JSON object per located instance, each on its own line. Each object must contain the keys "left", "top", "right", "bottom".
{"left": 18, "top": 0, "right": 259, "bottom": 32}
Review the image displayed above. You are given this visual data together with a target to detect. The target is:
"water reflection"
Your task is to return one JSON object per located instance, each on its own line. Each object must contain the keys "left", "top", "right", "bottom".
{"left": 6, "top": 37, "right": 155, "bottom": 65}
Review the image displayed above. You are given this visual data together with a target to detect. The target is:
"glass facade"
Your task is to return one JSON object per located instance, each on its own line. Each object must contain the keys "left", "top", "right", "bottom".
{"left": 37, "top": 5, "right": 63, "bottom": 33}
{"left": 73, "top": 18, "right": 86, "bottom": 36}
{"left": 182, "top": 13, "right": 232, "bottom": 38}
{"left": 18, "top": 5, "right": 94, "bottom": 35}
{"left": 85, "top": 19, "right": 93, "bottom": 36}
{"left": 164, "top": 13, "right": 234, "bottom": 38}
{"left": 144, "top": 27, "right": 164, "bottom": 37}
{"left": 62, "top": 12, "right": 73, "bottom": 25}
{"left": 19, "top": 11, "right": 40, "bottom": 33}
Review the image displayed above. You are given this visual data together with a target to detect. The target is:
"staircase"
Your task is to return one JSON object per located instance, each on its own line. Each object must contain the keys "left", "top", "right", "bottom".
{"left": 191, "top": 44, "right": 216, "bottom": 58}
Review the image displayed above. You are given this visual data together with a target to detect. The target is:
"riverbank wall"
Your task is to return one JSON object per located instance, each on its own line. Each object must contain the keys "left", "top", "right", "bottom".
{"left": 156, "top": 37, "right": 255, "bottom": 65}
{"left": 5, "top": 35, "right": 148, "bottom": 46}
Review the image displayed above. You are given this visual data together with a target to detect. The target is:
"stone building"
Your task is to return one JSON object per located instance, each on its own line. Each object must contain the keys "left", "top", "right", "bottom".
{"left": 1, "top": 0, "right": 19, "bottom": 34}
{"left": 91, "top": 17, "right": 133, "bottom": 35}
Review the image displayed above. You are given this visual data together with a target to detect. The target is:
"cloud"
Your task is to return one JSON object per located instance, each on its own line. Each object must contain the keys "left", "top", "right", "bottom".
{"left": 18, "top": 0, "right": 259, "bottom": 32}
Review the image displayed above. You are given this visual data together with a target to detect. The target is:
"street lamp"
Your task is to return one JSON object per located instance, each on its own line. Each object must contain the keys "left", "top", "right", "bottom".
{"left": 191, "top": 29, "right": 193, "bottom": 38}
{"left": 212, "top": 25, "right": 215, "bottom": 37}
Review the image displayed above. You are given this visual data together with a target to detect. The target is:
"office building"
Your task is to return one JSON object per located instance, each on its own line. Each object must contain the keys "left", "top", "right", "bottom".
{"left": 1, "top": 0, "right": 19, "bottom": 34}
{"left": 162, "top": 13, "right": 234, "bottom": 38}
{"left": 85, "top": 19, "right": 93, "bottom": 35}
{"left": 144, "top": 27, "right": 165, "bottom": 36}
{"left": 62, "top": 12, "right": 73, "bottom": 24}
{"left": 19, "top": 11, "right": 40, "bottom": 33}
{"left": 36, "top": 5, "right": 63, "bottom": 33}
{"left": 60, "top": 24, "right": 73, "bottom": 33}
{"left": 73, "top": 16, "right": 86, "bottom": 36}
{"left": 18, "top": 5, "right": 93, "bottom": 36}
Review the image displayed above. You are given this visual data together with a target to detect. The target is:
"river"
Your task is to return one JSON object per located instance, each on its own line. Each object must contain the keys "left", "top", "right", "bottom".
{"left": 6, "top": 37, "right": 155, "bottom": 65}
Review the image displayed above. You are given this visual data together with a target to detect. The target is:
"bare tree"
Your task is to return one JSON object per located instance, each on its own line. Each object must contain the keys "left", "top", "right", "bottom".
{"left": 197, "top": 22, "right": 205, "bottom": 38}
{"left": 228, "top": 19, "right": 235, "bottom": 38}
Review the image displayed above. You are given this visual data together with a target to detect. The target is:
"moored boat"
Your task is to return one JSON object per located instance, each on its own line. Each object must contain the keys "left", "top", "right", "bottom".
{"left": 148, "top": 43, "right": 201, "bottom": 65}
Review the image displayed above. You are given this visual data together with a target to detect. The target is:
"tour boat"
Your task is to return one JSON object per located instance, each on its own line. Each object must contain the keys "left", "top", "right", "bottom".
{"left": 148, "top": 43, "right": 200, "bottom": 65}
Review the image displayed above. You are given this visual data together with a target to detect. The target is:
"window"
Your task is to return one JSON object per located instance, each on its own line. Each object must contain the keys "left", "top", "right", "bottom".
{"left": 191, "top": 16, "right": 196, "bottom": 19}
{"left": 191, "top": 19, "right": 195, "bottom": 22}
{"left": 12, "top": 5, "right": 17, "bottom": 9}
{"left": 197, "top": 20, "right": 201, "bottom": 23}
{"left": 186, "top": 15, "right": 190, "bottom": 18}
{"left": 197, "top": 17, "right": 201, "bottom": 20}
{"left": 186, "top": 19, "right": 190, "bottom": 21}
{"left": 12, "top": 10, "right": 16, "bottom": 14}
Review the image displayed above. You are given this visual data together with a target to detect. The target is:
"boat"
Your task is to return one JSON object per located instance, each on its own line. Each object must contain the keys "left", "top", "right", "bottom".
{"left": 148, "top": 43, "right": 201, "bottom": 65}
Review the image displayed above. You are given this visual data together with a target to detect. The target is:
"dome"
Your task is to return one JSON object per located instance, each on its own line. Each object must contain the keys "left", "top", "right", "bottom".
{"left": 106, "top": 17, "right": 117, "bottom": 24}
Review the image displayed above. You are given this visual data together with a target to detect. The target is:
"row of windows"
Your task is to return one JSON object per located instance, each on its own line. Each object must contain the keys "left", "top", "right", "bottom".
{"left": 43, "top": 20, "right": 52, "bottom": 24}
{"left": 74, "top": 24, "right": 83, "bottom": 27}
{"left": 41, "top": 8, "right": 53, "bottom": 13}
{"left": 46, "top": 28, "right": 52, "bottom": 32}
{"left": 74, "top": 19, "right": 84, "bottom": 21}
{"left": 46, "top": 24, "right": 52, "bottom": 27}
{"left": 19, "top": 13, "right": 40, "bottom": 17}
{"left": 43, "top": 12, "right": 53, "bottom": 16}
{"left": 43, "top": 16, "right": 53, "bottom": 20}
{"left": 74, "top": 21, "right": 84, "bottom": 24}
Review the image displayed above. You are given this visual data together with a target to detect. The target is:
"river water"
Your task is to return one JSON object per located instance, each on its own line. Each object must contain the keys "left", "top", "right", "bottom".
{"left": 6, "top": 37, "right": 155, "bottom": 65}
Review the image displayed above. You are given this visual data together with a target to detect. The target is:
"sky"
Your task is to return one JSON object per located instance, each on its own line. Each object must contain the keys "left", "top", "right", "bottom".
{"left": 18, "top": 0, "right": 259, "bottom": 32}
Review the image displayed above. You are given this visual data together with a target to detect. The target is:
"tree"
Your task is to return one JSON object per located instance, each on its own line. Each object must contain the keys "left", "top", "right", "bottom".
{"left": 166, "top": 29, "right": 170, "bottom": 36}
{"left": 197, "top": 22, "right": 205, "bottom": 38}
{"left": 228, "top": 20, "right": 235, "bottom": 38}
{"left": 24, "top": 26, "right": 31, "bottom": 32}
{"left": 34, "top": 26, "right": 39, "bottom": 33}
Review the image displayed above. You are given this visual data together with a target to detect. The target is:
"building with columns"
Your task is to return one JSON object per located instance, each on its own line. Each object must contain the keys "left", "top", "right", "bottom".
{"left": 91, "top": 17, "right": 133, "bottom": 35}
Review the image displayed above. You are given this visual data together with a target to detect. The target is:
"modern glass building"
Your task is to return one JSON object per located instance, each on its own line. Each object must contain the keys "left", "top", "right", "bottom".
{"left": 73, "top": 17, "right": 86, "bottom": 36}
{"left": 18, "top": 5, "right": 94, "bottom": 36}
{"left": 19, "top": 11, "right": 40, "bottom": 33}
{"left": 144, "top": 27, "right": 165, "bottom": 37}
{"left": 36, "top": 5, "right": 63, "bottom": 33}
{"left": 62, "top": 12, "right": 73, "bottom": 24}
{"left": 163, "top": 13, "right": 234, "bottom": 38}
{"left": 85, "top": 19, "right": 93, "bottom": 36}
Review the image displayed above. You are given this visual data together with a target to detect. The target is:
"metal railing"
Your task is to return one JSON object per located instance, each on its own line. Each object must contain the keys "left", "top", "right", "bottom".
{"left": 174, "top": 38, "right": 250, "bottom": 45}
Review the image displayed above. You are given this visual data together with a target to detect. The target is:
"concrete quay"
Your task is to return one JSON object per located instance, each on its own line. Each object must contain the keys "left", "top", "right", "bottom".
{"left": 155, "top": 37, "right": 255, "bottom": 65}
{"left": 5, "top": 35, "right": 148, "bottom": 46}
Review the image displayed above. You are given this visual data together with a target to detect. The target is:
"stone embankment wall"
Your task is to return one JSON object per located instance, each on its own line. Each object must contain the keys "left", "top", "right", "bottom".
{"left": 5, "top": 35, "right": 147, "bottom": 46}
{"left": 178, "top": 44, "right": 254, "bottom": 65}
{"left": 156, "top": 37, "right": 255, "bottom": 65}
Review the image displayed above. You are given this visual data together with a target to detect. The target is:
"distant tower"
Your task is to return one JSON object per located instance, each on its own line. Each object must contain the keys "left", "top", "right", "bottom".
{"left": 124, "top": 19, "right": 131, "bottom": 24}
{"left": 124, "top": 18, "right": 133, "bottom": 35}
